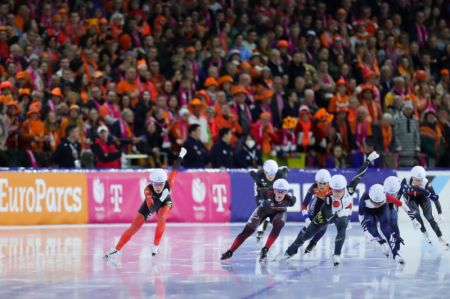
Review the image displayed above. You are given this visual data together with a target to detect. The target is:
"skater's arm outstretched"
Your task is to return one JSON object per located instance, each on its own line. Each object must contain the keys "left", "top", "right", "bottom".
{"left": 347, "top": 151, "right": 379, "bottom": 195}
{"left": 167, "top": 147, "right": 187, "bottom": 188}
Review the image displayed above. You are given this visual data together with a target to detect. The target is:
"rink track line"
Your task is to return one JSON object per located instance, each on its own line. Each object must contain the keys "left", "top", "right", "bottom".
{"left": 241, "top": 242, "right": 361, "bottom": 299}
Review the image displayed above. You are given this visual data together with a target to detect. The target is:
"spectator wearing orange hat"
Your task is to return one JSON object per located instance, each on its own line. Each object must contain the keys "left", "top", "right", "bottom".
{"left": 277, "top": 40, "right": 291, "bottom": 66}
{"left": 231, "top": 85, "right": 252, "bottom": 134}
{"left": 277, "top": 116, "right": 298, "bottom": 157}
{"left": 296, "top": 105, "right": 315, "bottom": 152}
{"left": 436, "top": 69, "right": 449, "bottom": 98}
{"left": 328, "top": 78, "right": 349, "bottom": 114}
{"left": 60, "top": 104, "right": 85, "bottom": 141}
{"left": 204, "top": 77, "right": 218, "bottom": 103}
{"left": 358, "top": 83, "right": 382, "bottom": 124}
{"left": 250, "top": 112, "right": 278, "bottom": 156}
{"left": 188, "top": 98, "right": 209, "bottom": 145}
{"left": 214, "top": 103, "right": 243, "bottom": 147}
{"left": 217, "top": 76, "right": 233, "bottom": 100}
{"left": 20, "top": 106, "right": 45, "bottom": 166}
{"left": 0, "top": 81, "right": 13, "bottom": 95}
{"left": 43, "top": 87, "right": 63, "bottom": 116}
{"left": 252, "top": 88, "right": 274, "bottom": 122}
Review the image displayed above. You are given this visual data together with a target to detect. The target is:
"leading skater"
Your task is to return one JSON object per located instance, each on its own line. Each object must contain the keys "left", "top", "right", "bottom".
{"left": 221, "top": 178, "right": 296, "bottom": 261}
{"left": 249, "top": 159, "right": 288, "bottom": 241}
{"left": 279, "top": 151, "right": 379, "bottom": 266}
{"left": 104, "top": 147, "right": 187, "bottom": 259}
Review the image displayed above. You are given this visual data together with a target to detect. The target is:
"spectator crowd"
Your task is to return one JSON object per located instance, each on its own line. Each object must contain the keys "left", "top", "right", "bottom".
{"left": 0, "top": 0, "right": 449, "bottom": 169}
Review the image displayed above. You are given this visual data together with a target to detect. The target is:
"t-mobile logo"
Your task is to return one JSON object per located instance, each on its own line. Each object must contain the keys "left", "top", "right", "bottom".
{"left": 212, "top": 184, "right": 227, "bottom": 212}
{"left": 110, "top": 185, "right": 123, "bottom": 213}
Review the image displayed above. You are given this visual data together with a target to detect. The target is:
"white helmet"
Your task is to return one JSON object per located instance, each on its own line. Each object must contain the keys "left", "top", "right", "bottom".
{"left": 149, "top": 169, "right": 168, "bottom": 183}
{"left": 273, "top": 178, "right": 290, "bottom": 192}
{"left": 329, "top": 175, "right": 347, "bottom": 190}
{"left": 315, "top": 169, "right": 331, "bottom": 184}
{"left": 411, "top": 166, "right": 426, "bottom": 180}
{"left": 369, "top": 184, "right": 386, "bottom": 204}
{"left": 263, "top": 159, "right": 279, "bottom": 176}
{"left": 383, "top": 176, "right": 400, "bottom": 195}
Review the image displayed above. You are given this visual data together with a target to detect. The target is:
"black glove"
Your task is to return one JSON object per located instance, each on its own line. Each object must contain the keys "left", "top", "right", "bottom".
{"left": 314, "top": 211, "right": 325, "bottom": 224}
{"left": 428, "top": 193, "right": 439, "bottom": 201}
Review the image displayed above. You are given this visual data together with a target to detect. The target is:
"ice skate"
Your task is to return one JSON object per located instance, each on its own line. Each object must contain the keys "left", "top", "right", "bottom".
{"left": 221, "top": 250, "right": 233, "bottom": 261}
{"left": 394, "top": 252, "right": 405, "bottom": 265}
{"left": 256, "top": 230, "right": 264, "bottom": 242}
{"left": 332, "top": 255, "right": 341, "bottom": 267}
{"left": 152, "top": 245, "right": 159, "bottom": 256}
{"left": 439, "top": 238, "right": 450, "bottom": 248}
{"left": 423, "top": 231, "right": 432, "bottom": 244}
{"left": 274, "top": 251, "right": 293, "bottom": 261}
{"left": 103, "top": 248, "right": 119, "bottom": 260}
{"left": 304, "top": 242, "right": 316, "bottom": 254}
{"left": 259, "top": 247, "right": 269, "bottom": 262}
{"left": 380, "top": 242, "right": 390, "bottom": 258}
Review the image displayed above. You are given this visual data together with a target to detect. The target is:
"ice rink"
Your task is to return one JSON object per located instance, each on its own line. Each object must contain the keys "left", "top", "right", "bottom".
{"left": 0, "top": 223, "right": 449, "bottom": 299}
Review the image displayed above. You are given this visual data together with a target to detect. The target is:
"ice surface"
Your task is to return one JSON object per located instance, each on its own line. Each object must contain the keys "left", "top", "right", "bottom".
{"left": 0, "top": 223, "right": 449, "bottom": 299}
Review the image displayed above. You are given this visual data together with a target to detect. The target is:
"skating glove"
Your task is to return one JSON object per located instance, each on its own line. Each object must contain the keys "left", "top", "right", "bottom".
{"left": 305, "top": 217, "right": 311, "bottom": 226}
{"left": 179, "top": 147, "right": 187, "bottom": 159}
{"left": 428, "top": 193, "right": 439, "bottom": 201}
{"left": 367, "top": 151, "right": 380, "bottom": 162}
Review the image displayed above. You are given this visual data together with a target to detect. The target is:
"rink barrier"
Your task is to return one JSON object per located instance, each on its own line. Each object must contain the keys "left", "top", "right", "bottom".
{"left": 1, "top": 168, "right": 449, "bottom": 225}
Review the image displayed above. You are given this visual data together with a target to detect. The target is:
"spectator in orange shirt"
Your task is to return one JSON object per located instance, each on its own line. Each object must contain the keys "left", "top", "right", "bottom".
{"left": 19, "top": 106, "right": 45, "bottom": 166}
{"left": 328, "top": 78, "right": 349, "bottom": 114}
{"left": 215, "top": 103, "right": 243, "bottom": 146}
{"left": 251, "top": 112, "right": 278, "bottom": 156}
{"left": 117, "top": 68, "right": 139, "bottom": 99}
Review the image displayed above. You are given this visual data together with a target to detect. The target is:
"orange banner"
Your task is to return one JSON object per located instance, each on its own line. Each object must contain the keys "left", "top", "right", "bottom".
{"left": 0, "top": 172, "right": 88, "bottom": 225}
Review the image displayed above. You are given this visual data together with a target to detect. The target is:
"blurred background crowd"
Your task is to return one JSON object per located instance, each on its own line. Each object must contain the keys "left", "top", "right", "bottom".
{"left": 0, "top": 0, "right": 449, "bottom": 169}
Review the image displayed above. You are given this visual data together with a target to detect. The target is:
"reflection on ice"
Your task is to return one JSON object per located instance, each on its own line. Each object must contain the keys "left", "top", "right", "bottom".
{"left": 0, "top": 224, "right": 448, "bottom": 299}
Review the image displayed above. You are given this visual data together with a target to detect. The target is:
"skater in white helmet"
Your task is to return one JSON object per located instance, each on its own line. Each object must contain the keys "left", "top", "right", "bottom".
{"left": 359, "top": 183, "right": 420, "bottom": 264}
{"left": 221, "top": 178, "right": 296, "bottom": 262}
{"left": 280, "top": 151, "right": 380, "bottom": 266}
{"left": 400, "top": 166, "right": 449, "bottom": 247}
{"left": 104, "top": 147, "right": 187, "bottom": 259}
{"left": 249, "top": 159, "right": 288, "bottom": 242}
{"left": 300, "top": 169, "right": 331, "bottom": 254}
